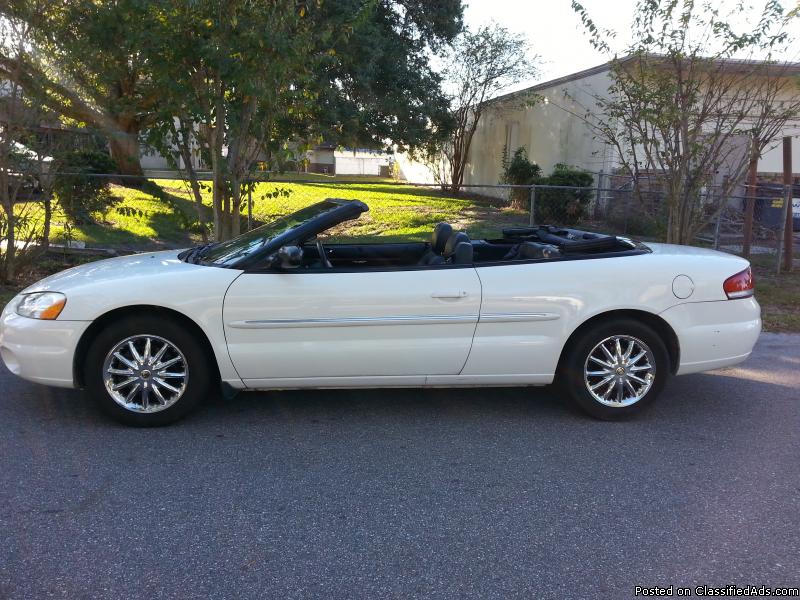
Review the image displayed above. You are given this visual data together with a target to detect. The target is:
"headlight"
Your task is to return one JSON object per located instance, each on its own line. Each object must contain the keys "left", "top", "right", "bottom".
{"left": 15, "top": 292, "right": 67, "bottom": 320}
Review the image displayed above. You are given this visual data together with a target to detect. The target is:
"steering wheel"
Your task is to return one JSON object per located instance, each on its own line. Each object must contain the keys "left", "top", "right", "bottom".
{"left": 316, "top": 238, "right": 333, "bottom": 269}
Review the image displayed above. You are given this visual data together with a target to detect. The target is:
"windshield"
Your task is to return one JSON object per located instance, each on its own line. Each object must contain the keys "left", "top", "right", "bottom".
{"left": 196, "top": 200, "right": 342, "bottom": 267}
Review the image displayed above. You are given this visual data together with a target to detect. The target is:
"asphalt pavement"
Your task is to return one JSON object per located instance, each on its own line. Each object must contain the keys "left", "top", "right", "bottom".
{"left": 1, "top": 333, "right": 798, "bottom": 600}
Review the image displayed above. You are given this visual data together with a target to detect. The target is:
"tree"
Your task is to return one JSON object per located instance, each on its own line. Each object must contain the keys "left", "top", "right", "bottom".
{"left": 304, "top": 0, "right": 462, "bottom": 153}
{"left": 0, "top": 13, "right": 57, "bottom": 282}
{"left": 571, "top": 0, "right": 800, "bottom": 244}
{"left": 0, "top": 0, "right": 164, "bottom": 176}
{"left": 144, "top": 0, "right": 464, "bottom": 242}
{"left": 430, "top": 23, "right": 538, "bottom": 194}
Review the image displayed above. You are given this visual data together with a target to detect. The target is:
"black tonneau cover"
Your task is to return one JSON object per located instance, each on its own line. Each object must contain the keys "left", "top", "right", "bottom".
{"left": 501, "top": 225, "right": 630, "bottom": 253}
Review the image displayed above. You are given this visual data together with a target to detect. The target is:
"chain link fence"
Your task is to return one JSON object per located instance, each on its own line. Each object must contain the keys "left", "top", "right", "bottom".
{"left": 4, "top": 171, "right": 798, "bottom": 271}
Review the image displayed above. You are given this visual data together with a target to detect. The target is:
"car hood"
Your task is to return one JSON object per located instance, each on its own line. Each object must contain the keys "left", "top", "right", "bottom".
{"left": 15, "top": 249, "right": 245, "bottom": 322}
{"left": 21, "top": 249, "right": 192, "bottom": 294}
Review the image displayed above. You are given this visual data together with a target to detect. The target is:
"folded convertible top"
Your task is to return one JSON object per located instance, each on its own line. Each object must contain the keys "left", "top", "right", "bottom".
{"left": 501, "top": 225, "right": 622, "bottom": 253}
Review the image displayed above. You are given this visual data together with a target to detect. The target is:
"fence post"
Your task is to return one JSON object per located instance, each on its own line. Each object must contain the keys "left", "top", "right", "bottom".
{"left": 776, "top": 183, "right": 789, "bottom": 275}
{"left": 713, "top": 207, "right": 723, "bottom": 250}
{"left": 593, "top": 170, "right": 603, "bottom": 220}
{"left": 528, "top": 185, "right": 536, "bottom": 227}
{"left": 742, "top": 157, "right": 757, "bottom": 258}
{"left": 783, "top": 136, "right": 793, "bottom": 272}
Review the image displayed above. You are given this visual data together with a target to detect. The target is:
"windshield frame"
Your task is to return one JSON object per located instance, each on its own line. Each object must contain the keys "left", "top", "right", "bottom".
{"left": 196, "top": 199, "right": 368, "bottom": 269}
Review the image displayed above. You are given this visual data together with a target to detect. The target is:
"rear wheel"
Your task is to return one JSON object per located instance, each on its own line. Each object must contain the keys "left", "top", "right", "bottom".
{"left": 84, "top": 315, "right": 211, "bottom": 426}
{"left": 558, "top": 318, "right": 669, "bottom": 419}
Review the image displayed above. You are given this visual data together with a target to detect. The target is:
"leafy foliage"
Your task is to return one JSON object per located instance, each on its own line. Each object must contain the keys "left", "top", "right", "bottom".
{"left": 500, "top": 148, "right": 593, "bottom": 222}
{"left": 500, "top": 147, "right": 542, "bottom": 186}
{"left": 0, "top": 0, "right": 164, "bottom": 175}
{"left": 53, "top": 150, "right": 120, "bottom": 224}
{"left": 536, "top": 164, "right": 594, "bottom": 225}
{"left": 500, "top": 147, "right": 541, "bottom": 209}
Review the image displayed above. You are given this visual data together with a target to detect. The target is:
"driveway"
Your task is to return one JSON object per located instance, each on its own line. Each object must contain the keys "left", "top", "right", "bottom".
{"left": 1, "top": 333, "right": 798, "bottom": 599}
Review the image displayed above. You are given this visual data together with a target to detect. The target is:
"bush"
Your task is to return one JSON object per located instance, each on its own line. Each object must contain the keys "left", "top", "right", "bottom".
{"left": 535, "top": 163, "right": 594, "bottom": 225}
{"left": 500, "top": 147, "right": 541, "bottom": 209}
{"left": 54, "top": 150, "right": 120, "bottom": 224}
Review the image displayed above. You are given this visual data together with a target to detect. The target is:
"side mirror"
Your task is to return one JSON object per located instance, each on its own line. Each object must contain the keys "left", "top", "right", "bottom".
{"left": 275, "top": 245, "right": 303, "bottom": 269}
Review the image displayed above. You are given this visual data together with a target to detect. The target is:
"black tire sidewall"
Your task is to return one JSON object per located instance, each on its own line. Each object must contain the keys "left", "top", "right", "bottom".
{"left": 560, "top": 318, "right": 670, "bottom": 420}
{"left": 84, "top": 315, "right": 211, "bottom": 426}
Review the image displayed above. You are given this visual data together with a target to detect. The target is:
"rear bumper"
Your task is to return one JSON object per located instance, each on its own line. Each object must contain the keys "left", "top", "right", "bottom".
{"left": 659, "top": 297, "right": 761, "bottom": 375}
{"left": 0, "top": 307, "right": 90, "bottom": 388}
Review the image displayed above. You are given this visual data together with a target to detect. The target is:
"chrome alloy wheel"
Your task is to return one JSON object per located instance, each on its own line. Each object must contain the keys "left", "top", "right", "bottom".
{"left": 583, "top": 335, "right": 656, "bottom": 407}
{"left": 102, "top": 335, "right": 188, "bottom": 413}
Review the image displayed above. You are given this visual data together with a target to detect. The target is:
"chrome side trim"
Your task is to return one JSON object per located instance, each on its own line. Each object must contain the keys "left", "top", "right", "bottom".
{"left": 479, "top": 312, "right": 560, "bottom": 323}
{"left": 228, "top": 314, "right": 478, "bottom": 329}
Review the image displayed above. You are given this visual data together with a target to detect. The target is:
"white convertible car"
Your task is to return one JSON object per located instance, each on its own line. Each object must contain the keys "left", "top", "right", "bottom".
{"left": 1, "top": 199, "right": 760, "bottom": 425}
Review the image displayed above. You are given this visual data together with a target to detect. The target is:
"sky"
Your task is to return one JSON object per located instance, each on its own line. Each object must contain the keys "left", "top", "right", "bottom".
{"left": 462, "top": 0, "right": 800, "bottom": 94}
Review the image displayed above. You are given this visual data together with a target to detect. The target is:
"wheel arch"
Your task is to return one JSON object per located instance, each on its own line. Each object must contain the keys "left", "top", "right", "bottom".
{"left": 72, "top": 305, "right": 221, "bottom": 388}
{"left": 556, "top": 309, "right": 680, "bottom": 375}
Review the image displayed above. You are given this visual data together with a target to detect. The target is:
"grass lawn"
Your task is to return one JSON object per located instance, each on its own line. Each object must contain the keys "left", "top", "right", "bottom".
{"left": 17, "top": 178, "right": 525, "bottom": 250}
{"left": 749, "top": 255, "right": 800, "bottom": 333}
{"left": 154, "top": 178, "right": 525, "bottom": 243}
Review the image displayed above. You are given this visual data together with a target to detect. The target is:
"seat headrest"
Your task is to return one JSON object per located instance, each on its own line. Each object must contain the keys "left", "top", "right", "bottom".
{"left": 444, "top": 231, "right": 470, "bottom": 256}
{"left": 451, "top": 241, "right": 473, "bottom": 264}
{"left": 431, "top": 222, "right": 453, "bottom": 254}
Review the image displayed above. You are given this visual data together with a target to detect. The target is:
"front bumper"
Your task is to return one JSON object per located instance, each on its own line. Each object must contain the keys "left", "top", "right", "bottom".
{"left": 0, "top": 305, "right": 90, "bottom": 388}
{"left": 660, "top": 297, "right": 761, "bottom": 375}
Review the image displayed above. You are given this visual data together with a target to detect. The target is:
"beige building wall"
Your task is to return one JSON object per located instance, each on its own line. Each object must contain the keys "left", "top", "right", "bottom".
{"left": 463, "top": 66, "right": 617, "bottom": 186}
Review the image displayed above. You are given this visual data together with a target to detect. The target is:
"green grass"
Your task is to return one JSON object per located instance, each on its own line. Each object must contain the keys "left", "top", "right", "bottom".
{"left": 16, "top": 183, "right": 198, "bottom": 250}
{"left": 13, "top": 178, "right": 525, "bottom": 250}
{"left": 749, "top": 255, "right": 800, "bottom": 333}
{"left": 149, "top": 178, "right": 526, "bottom": 243}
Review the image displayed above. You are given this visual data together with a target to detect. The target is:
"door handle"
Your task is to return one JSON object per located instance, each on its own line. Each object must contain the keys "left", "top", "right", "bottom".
{"left": 431, "top": 291, "right": 469, "bottom": 299}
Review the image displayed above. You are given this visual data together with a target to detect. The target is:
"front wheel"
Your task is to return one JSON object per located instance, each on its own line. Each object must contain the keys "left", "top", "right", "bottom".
{"left": 558, "top": 319, "right": 670, "bottom": 419}
{"left": 84, "top": 315, "right": 211, "bottom": 426}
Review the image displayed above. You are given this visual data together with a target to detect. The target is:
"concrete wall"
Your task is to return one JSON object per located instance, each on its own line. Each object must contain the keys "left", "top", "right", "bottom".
{"left": 335, "top": 150, "right": 391, "bottom": 176}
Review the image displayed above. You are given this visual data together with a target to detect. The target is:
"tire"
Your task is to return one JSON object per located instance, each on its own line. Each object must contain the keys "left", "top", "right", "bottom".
{"left": 558, "top": 318, "right": 670, "bottom": 420}
{"left": 83, "top": 315, "right": 212, "bottom": 426}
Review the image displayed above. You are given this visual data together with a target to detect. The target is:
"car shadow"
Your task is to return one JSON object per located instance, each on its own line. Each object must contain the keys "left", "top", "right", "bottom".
{"left": 3, "top": 367, "right": 792, "bottom": 433}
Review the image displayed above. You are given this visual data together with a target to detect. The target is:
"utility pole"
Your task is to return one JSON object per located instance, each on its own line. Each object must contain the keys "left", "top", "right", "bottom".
{"left": 783, "top": 136, "right": 794, "bottom": 272}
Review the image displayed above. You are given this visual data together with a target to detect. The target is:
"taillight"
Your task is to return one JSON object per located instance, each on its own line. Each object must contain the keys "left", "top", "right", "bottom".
{"left": 723, "top": 267, "right": 754, "bottom": 299}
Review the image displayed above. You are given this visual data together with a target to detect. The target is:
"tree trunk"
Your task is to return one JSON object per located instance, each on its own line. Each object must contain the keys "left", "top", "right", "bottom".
{"left": 231, "top": 177, "right": 241, "bottom": 238}
{"left": 2, "top": 201, "right": 16, "bottom": 284}
{"left": 211, "top": 85, "right": 228, "bottom": 241}
{"left": 42, "top": 194, "right": 52, "bottom": 251}
{"left": 108, "top": 127, "right": 143, "bottom": 178}
{"left": 175, "top": 125, "right": 209, "bottom": 243}
{"left": 742, "top": 155, "right": 758, "bottom": 258}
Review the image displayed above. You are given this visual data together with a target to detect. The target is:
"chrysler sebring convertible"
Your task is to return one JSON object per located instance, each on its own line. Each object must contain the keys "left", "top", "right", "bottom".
{"left": 0, "top": 199, "right": 760, "bottom": 425}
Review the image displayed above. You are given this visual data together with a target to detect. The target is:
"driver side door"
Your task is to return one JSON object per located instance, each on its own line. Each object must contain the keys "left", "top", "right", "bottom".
{"left": 222, "top": 266, "right": 481, "bottom": 386}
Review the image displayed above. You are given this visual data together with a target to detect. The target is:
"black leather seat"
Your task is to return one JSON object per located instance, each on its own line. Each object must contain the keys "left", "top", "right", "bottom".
{"left": 418, "top": 222, "right": 453, "bottom": 265}
{"left": 443, "top": 232, "right": 473, "bottom": 265}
